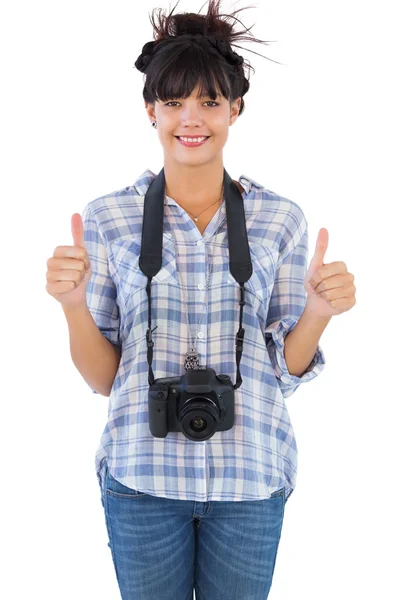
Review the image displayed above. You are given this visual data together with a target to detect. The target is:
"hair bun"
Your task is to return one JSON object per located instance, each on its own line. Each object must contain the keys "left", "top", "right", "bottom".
{"left": 135, "top": 40, "right": 157, "bottom": 74}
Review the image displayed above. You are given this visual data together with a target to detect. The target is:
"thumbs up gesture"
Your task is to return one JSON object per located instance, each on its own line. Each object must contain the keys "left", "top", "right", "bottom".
{"left": 45, "top": 213, "right": 92, "bottom": 309}
{"left": 304, "top": 228, "right": 356, "bottom": 317}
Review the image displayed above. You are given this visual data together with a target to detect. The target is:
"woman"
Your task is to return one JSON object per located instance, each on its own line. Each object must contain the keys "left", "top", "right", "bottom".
{"left": 46, "top": 1, "right": 357, "bottom": 598}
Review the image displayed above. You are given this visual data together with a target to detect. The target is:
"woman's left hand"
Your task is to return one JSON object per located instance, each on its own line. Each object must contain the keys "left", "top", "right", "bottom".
{"left": 304, "top": 228, "right": 357, "bottom": 318}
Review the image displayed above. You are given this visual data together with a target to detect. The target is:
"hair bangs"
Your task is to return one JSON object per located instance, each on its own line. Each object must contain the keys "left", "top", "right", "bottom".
{"left": 147, "top": 44, "right": 232, "bottom": 104}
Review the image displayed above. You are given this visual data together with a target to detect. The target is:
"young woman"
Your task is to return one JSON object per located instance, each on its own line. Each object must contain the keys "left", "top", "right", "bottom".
{"left": 46, "top": 0, "right": 355, "bottom": 598}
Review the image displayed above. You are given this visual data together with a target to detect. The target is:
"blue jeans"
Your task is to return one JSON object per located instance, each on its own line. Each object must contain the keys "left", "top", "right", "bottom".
{"left": 101, "top": 460, "right": 286, "bottom": 600}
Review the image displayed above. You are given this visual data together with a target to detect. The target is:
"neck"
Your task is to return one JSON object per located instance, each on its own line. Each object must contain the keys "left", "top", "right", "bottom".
{"left": 163, "top": 160, "right": 225, "bottom": 211}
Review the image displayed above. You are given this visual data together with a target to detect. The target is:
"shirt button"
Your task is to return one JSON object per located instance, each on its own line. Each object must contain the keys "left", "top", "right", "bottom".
{"left": 197, "top": 332, "right": 204, "bottom": 339}
{"left": 198, "top": 283, "right": 204, "bottom": 290}
{"left": 197, "top": 240, "right": 203, "bottom": 246}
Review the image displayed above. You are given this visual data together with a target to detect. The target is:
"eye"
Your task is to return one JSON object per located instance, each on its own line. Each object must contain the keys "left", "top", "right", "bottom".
{"left": 165, "top": 101, "right": 219, "bottom": 107}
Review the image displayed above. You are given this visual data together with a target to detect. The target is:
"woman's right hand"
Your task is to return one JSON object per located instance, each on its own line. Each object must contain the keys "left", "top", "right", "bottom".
{"left": 45, "top": 213, "right": 92, "bottom": 309}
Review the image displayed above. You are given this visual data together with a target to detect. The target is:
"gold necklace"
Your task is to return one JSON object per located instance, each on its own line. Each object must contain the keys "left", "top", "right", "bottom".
{"left": 184, "top": 197, "right": 222, "bottom": 222}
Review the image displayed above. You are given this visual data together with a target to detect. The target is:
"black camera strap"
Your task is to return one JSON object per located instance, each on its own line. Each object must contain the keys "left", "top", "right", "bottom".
{"left": 139, "top": 167, "right": 253, "bottom": 390}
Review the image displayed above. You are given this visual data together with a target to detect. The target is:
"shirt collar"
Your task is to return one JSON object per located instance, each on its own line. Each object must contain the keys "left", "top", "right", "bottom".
{"left": 131, "top": 169, "right": 263, "bottom": 204}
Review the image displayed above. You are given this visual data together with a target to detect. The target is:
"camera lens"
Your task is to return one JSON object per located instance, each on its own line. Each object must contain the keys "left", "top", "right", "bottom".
{"left": 179, "top": 396, "right": 220, "bottom": 440}
{"left": 190, "top": 416, "right": 207, "bottom": 432}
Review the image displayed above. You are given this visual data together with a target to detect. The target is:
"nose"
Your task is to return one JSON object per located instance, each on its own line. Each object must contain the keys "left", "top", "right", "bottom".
{"left": 179, "top": 105, "right": 205, "bottom": 126}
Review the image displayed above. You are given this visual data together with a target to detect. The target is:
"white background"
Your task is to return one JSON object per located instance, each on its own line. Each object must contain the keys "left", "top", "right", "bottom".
{"left": 1, "top": 0, "right": 399, "bottom": 598}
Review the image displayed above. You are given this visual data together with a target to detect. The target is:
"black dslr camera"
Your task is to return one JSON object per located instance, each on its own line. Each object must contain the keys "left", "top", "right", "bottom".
{"left": 148, "top": 367, "right": 235, "bottom": 441}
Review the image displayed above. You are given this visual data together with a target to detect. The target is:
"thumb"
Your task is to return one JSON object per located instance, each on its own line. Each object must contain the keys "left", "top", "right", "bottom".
{"left": 308, "top": 227, "right": 329, "bottom": 270}
{"left": 71, "top": 213, "right": 86, "bottom": 248}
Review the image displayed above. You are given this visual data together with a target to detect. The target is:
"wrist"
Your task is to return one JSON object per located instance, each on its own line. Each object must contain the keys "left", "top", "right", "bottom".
{"left": 303, "top": 303, "right": 333, "bottom": 324}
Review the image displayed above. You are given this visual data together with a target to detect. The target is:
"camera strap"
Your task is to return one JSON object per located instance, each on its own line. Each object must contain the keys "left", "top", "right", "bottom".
{"left": 139, "top": 167, "right": 253, "bottom": 390}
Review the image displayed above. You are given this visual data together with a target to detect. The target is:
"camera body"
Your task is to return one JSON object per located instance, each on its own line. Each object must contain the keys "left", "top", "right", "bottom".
{"left": 148, "top": 367, "right": 235, "bottom": 441}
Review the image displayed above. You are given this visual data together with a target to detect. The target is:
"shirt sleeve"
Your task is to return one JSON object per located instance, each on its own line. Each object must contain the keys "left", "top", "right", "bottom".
{"left": 82, "top": 203, "right": 121, "bottom": 394}
{"left": 264, "top": 214, "right": 326, "bottom": 399}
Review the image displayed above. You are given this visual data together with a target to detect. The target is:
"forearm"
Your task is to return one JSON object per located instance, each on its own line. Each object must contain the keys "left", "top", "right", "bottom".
{"left": 62, "top": 304, "right": 121, "bottom": 396}
{"left": 283, "top": 307, "right": 331, "bottom": 377}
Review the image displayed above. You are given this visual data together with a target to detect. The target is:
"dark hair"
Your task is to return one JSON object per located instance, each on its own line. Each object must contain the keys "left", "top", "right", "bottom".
{"left": 134, "top": 0, "right": 280, "bottom": 117}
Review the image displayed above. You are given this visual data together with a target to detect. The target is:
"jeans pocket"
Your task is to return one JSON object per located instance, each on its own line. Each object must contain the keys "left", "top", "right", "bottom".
{"left": 269, "top": 487, "right": 285, "bottom": 522}
{"left": 270, "top": 486, "right": 285, "bottom": 498}
{"left": 105, "top": 468, "right": 148, "bottom": 499}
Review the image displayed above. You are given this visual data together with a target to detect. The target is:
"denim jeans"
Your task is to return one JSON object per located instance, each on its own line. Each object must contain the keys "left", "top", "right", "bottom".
{"left": 101, "top": 460, "right": 286, "bottom": 600}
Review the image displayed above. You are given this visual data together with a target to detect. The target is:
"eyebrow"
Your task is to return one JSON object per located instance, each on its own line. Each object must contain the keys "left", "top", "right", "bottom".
{"left": 165, "top": 93, "right": 223, "bottom": 100}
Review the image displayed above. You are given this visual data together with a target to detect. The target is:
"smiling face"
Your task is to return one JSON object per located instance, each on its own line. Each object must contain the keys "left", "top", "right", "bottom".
{"left": 145, "top": 82, "right": 241, "bottom": 167}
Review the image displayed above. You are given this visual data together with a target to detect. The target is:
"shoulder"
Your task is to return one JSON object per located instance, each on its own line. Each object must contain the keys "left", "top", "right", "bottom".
{"left": 81, "top": 175, "right": 150, "bottom": 245}
{"left": 240, "top": 174, "right": 305, "bottom": 217}
{"left": 241, "top": 174, "right": 308, "bottom": 255}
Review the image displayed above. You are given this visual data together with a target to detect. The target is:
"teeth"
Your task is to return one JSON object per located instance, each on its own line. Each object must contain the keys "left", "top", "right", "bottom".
{"left": 178, "top": 136, "right": 207, "bottom": 143}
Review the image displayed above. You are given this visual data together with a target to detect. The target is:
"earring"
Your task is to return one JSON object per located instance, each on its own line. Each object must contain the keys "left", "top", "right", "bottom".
{"left": 151, "top": 121, "right": 157, "bottom": 129}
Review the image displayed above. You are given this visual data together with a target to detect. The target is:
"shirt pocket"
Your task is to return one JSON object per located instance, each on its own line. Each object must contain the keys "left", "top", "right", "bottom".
{"left": 110, "top": 236, "right": 178, "bottom": 303}
{"left": 216, "top": 242, "right": 278, "bottom": 304}
{"left": 245, "top": 243, "right": 278, "bottom": 303}
{"left": 151, "top": 236, "right": 178, "bottom": 285}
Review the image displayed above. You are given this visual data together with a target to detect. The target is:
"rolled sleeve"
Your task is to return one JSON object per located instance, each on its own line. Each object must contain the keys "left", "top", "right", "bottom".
{"left": 82, "top": 203, "right": 121, "bottom": 394}
{"left": 265, "top": 214, "right": 326, "bottom": 399}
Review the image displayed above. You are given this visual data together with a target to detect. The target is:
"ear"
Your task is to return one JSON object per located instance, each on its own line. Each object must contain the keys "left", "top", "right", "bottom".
{"left": 144, "top": 101, "right": 156, "bottom": 123}
{"left": 230, "top": 97, "right": 241, "bottom": 124}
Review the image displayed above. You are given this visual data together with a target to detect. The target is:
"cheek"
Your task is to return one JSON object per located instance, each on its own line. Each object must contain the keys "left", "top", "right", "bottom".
{"left": 215, "top": 128, "right": 230, "bottom": 144}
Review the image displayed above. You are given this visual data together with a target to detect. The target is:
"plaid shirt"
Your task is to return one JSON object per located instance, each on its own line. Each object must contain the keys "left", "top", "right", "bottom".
{"left": 82, "top": 168, "right": 326, "bottom": 504}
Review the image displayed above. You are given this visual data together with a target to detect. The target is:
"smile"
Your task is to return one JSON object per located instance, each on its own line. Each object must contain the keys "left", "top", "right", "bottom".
{"left": 175, "top": 136, "right": 210, "bottom": 147}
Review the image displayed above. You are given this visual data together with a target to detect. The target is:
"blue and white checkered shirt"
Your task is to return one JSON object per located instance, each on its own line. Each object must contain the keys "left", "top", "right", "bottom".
{"left": 82, "top": 168, "right": 326, "bottom": 504}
